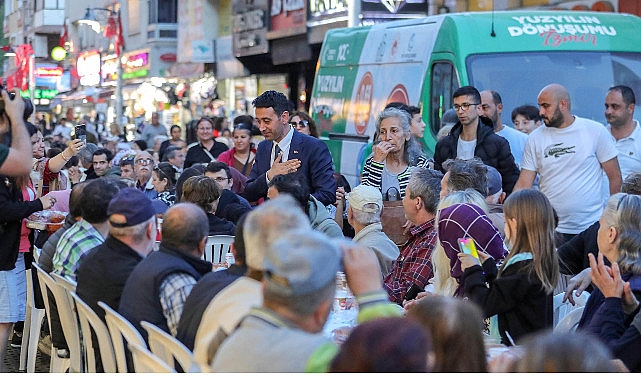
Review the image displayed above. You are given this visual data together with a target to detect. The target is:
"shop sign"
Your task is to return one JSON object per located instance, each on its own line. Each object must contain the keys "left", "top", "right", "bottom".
{"left": 309, "top": 0, "right": 348, "bottom": 21}
{"left": 122, "top": 51, "right": 150, "bottom": 79}
{"left": 232, "top": 0, "right": 269, "bottom": 57}
{"left": 269, "top": 0, "right": 306, "bottom": 39}
{"left": 77, "top": 50, "right": 101, "bottom": 87}
{"left": 101, "top": 55, "right": 119, "bottom": 86}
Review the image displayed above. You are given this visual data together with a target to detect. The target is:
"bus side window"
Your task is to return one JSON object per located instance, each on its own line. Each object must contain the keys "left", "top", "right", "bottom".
{"left": 430, "top": 62, "right": 458, "bottom": 138}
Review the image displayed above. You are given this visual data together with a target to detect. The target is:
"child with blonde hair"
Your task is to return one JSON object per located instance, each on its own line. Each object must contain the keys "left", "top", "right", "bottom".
{"left": 459, "top": 189, "right": 559, "bottom": 346}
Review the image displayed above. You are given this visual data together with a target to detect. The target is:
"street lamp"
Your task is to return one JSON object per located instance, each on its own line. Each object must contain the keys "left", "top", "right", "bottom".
{"left": 78, "top": 5, "right": 125, "bottom": 135}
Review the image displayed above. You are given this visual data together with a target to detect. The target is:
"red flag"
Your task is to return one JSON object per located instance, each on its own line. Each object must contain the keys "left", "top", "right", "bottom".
{"left": 104, "top": 16, "right": 117, "bottom": 39}
{"left": 60, "top": 20, "right": 68, "bottom": 47}
{"left": 115, "top": 12, "right": 125, "bottom": 56}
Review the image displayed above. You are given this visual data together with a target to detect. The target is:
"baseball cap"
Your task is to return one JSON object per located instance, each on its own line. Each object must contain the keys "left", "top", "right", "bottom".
{"left": 263, "top": 230, "right": 342, "bottom": 297}
{"left": 347, "top": 185, "right": 382, "bottom": 213}
{"left": 486, "top": 165, "right": 503, "bottom": 196}
{"left": 107, "top": 188, "right": 155, "bottom": 227}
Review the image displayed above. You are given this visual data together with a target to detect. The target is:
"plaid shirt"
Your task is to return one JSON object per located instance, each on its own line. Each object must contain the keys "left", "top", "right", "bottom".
{"left": 383, "top": 218, "right": 437, "bottom": 305}
{"left": 159, "top": 272, "right": 197, "bottom": 336}
{"left": 52, "top": 218, "right": 105, "bottom": 281}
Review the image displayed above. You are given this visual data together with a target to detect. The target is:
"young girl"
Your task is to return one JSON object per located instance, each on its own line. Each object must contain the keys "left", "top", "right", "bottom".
{"left": 459, "top": 189, "right": 559, "bottom": 346}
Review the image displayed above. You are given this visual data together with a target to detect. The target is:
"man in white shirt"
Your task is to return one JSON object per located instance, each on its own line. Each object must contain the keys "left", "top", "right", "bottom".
{"left": 514, "top": 83, "right": 622, "bottom": 244}
{"left": 605, "top": 85, "right": 641, "bottom": 180}
{"left": 480, "top": 90, "right": 529, "bottom": 167}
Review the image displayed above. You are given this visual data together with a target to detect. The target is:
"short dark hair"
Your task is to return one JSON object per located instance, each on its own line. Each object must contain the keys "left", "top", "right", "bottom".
{"left": 233, "top": 114, "right": 254, "bottom": 130}
{"left": 69, "top": 181, "right": 89, "bottom": 218}
{"left": 609, "top": 85, "right": 636, "bottom": 105}
{"left": 164, "top": 146, "right": 182, "bottom": 161}
{"left": 453, "top": 86, "right": 481, "bottom": 104}
{"left": 268, "top": 173, "right": 309, "bottom": 211}
{"left": 205, "top": 161, "right": 231, "bottom": 180}
{"left": 252, "top": 90, "right": 292, "bottom": 117}
{"left": 133, "top": 139, "right": 147, "bottom": 151}
{"left": 93, "top": 148, "right": 114, "bottom": 162}
{"left": 175, "top": 165, "right": 206, "bottom": 201}
{"left": 79, "top": 178, "right": 127, "bottom": 223}
{"left": 511, "top": 104, "right": 542, "bottom": 123}
{"left": 170, "top": 124, "right": 181, "bottom": 133}
{"left": 485, "top": 90, "right": 502, "bottom": 105}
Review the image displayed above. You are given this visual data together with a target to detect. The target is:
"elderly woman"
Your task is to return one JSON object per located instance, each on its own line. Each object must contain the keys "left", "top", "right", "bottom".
{"left": 361, "top": 107, "right": 428, "bottom": 200}
{"left": 578, "top": 193, "right": 641, "bottom": 334}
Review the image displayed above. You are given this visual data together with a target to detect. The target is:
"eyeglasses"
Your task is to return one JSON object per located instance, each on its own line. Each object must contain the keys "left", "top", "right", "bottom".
{"left": 135, "top": 158, "right": 153, "bottom": 165}
{"left": 453, "top": 103, "right": 479, "bottom": 111}
{"left": 212, "top": 177, "right": 230, "bottom": 182}
{"left": 289, "top": 120, "right": 309, "bottom": 129}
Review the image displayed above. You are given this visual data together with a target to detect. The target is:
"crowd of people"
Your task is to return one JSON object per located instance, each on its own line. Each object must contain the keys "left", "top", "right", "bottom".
{"left": 1, "top": 81, "right": 641, "bottom": 373}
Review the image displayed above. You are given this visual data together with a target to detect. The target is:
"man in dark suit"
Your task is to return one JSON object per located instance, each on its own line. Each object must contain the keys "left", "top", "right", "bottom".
{"left": 242, "top": 90, "right": 336, "bottom": 206}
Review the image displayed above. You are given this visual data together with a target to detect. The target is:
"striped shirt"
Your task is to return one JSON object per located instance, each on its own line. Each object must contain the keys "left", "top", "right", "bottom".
{"left": 52, "top": 218, "right": 105, "bottom": 281}
{"left": 361, "top": 155, "right": 429, "bottom": 199}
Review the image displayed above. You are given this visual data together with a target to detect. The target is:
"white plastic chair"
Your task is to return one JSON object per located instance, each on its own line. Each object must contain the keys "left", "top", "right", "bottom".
{"left": 140, "top": 321, "right": 198, "bottom": 372}
{"left": 98, "top": 301, "right": 146, "bottom": 373}
{"left": 128, "top": 343, "right": 174, "bottom": 373}
{"left": 553, "top": 291, "right": 590, "bottom": 327}
{"left": 19, "top": 268, "right": 46, "bottom": 373}
{"left": 202, "top": 235, "right": 234, "bottom": 264}
{"left": 71, "top": 292, "right": 117, "bottom": 373}
{"left": 33, "top": 263, "right": 71, "bottom": 373}
{"left": 45, "top": 272, "right": 82, "bottom": 373}
{"left": 554, "top": 306, "right": 585, "bottom": 333}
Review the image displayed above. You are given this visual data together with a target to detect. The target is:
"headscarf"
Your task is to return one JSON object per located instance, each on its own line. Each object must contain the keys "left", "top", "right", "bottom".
{"left": 437, "top": 203, "right": 507, "bottom": 283}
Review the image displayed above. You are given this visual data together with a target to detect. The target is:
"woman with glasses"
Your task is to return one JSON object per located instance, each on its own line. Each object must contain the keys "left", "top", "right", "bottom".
{"left": 217, "top": 116, "right": 257, "bottom": 178}
{"left": 361, "top": 107, "right": 428, "bottom": 200}
{"left": 288, "top": 111, "right": 319, "bottom": 138}
{"left": 152, "top": 162, "right": 178, "bottom": 208}
{"left": 184, "top": 117, "right": 229, "bottom": 169}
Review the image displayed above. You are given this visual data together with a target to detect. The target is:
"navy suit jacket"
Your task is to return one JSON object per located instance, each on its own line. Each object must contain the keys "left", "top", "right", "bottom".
{"left": 242, "top": 129, "right": 336, "bottom": 206}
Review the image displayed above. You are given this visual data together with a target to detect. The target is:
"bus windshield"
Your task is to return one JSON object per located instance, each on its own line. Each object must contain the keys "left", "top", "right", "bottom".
{"left": 467, "top": 52, "right": 641, "bottom": 126}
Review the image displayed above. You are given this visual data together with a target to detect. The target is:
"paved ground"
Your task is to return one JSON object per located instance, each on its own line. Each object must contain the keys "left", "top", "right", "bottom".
{"left": 3, "top": 339, "right": 51, "bottom": 373}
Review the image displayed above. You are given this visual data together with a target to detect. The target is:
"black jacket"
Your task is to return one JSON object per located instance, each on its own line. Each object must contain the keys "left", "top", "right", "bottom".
{"left": 76, "top": 235, "right": 145, "bottom": 321}
{"left": 462, "top": 257, "right": 553, "bottom": 346}
{"left": 0, "top": 176, "right": 43, "bottom": 270}
{"left": 433, "top": 116, "right": 521, "bottom": 195}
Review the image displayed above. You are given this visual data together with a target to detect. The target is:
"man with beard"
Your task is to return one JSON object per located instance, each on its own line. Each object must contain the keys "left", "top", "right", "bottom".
{"left": 514, "top": 83, "right": 621, "bottom": 244}
{"left": 605, "top": 85, "right": 641, "bottom": 181}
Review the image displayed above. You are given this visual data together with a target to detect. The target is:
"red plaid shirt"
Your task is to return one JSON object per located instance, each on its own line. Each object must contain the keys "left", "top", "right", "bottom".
{"left": 383, "top": 218, "right": 438, "bottom": 305}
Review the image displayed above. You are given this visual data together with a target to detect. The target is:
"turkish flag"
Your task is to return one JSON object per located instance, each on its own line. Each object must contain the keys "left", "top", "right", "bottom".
{"left": 115, "top": 12, "right": 125, "bottom": 56}
{"left": 60, "top": 20, "right": 68, "bottom": 47}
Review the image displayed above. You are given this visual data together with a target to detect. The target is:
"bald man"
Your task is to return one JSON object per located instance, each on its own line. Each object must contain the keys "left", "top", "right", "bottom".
{"left": 118, "top": 203, "right": 212, "bottom": 345}
{"left": 514, "top": 83, "right": 622, "bottom": 243}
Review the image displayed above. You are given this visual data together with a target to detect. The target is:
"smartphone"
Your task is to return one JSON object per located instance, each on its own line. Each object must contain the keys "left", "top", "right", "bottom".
{"left": 458, "top": 237, "right": 479, "bottom": 259}
{"left": 404, "top": 283, "right": 424, "bottom": 301}
{"left": 75, "top": 124, "right": 87, "bottom": 143}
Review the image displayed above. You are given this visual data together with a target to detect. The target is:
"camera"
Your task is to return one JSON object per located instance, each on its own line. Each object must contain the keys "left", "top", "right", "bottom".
{"left": 0, "top": 81, "right": 31, "bottom": 118}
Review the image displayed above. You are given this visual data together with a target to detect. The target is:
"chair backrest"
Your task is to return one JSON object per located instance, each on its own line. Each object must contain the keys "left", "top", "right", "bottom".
{"left": 553, "top": 291, "right": 590, "bottom": 327}
{"left": 140, "top": 321, "right": 197, "bottom": 372}
{"left": 37, "top": 267, "right": 83, "bottom": 373}
{"left": 554, "top": 306, "right": 585, "bottom": 333}
{"left": 128, "top": 343, "right": 174, "bottom": 373}
{"left": 202, "top": 235, "right": 234, "bottom": 263}
{"left": 98, "top": 301, "right": 146, "bottom": 373}
{"left": 71, "top": 292, "right": 117, "bottom": 373}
